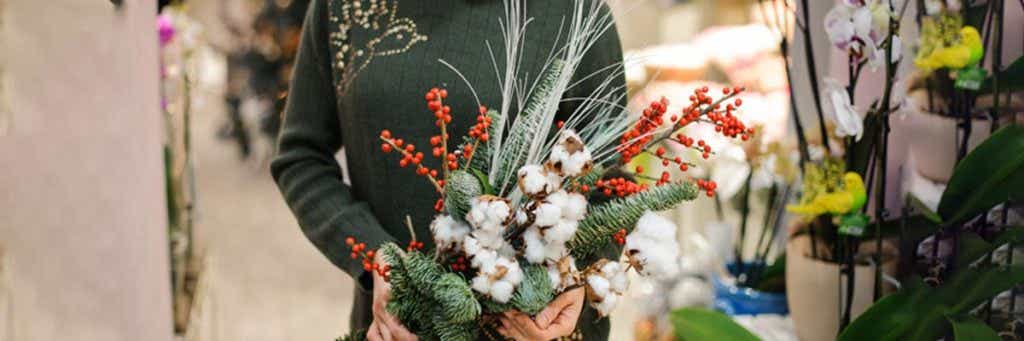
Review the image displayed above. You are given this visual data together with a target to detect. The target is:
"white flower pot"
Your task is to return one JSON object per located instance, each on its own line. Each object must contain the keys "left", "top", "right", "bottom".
{"left": 785, "top": 236, "right": 894, "bottom": 341}
{"left": 896, "top": 108, "right": 991, "bottom": 183}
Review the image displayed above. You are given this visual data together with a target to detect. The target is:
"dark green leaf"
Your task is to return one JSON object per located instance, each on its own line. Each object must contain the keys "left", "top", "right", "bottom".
{"left": 471, "top": 168, "right": 495, "bottom": 195}
{"left": 954, "top": 227, "right": 1024, "bottom": 269}
{"left": 938, "top": 125, "right": 1024, "bottom": 225}
{"left": 839, "top": 264, "right": 1024, "bottom": 341}
{"left": 945, "top": 314, "right": 1001, "bottom": 341}
{"left": 670, "top": 307, "right": 760, "bottom": 341}
{"left": 848, "top": 113, "right": 880, "bottom": 176}
{"left": 979, "top": 56, "right": 1024, "bottom": 94}
{"left": 752, "top": 253, "right": 786, "bottom": 293}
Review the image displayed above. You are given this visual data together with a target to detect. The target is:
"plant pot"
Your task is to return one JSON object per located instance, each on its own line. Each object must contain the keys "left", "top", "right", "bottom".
{"left": 785, "top": 235, "right": 895, "bottom": 341}
{"left": 897, "top": 108, "right": 991, "bottom": 183}
{"left": 712, "top": 262, "right": 789, "bottom": 316}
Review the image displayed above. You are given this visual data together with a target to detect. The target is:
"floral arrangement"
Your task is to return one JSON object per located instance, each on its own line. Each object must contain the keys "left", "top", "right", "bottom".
{"left": 337, "top": 2, "right": 756, "bottom": 338}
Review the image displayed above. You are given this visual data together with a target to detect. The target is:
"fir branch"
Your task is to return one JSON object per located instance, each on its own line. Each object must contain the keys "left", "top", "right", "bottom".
{"left": 493, "top": 59, "right": 566, "bottom": 193}
{"left": 510, "top": 264, "right": 556, "bottom": 315}
{"left": 445, "top": 170, "right": 483, "bottom": 222}
{"left": 569, "top": 182, "right": 699, "bottom": 258}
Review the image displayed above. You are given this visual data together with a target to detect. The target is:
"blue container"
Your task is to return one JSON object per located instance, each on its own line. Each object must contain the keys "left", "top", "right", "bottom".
{"left": 712, "top": 262, "right": 788, "bottom": 316}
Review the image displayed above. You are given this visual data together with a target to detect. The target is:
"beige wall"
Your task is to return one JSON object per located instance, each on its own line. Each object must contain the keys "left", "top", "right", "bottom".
{"left": 0, "top": 0, "right": 172, "bottom": 340}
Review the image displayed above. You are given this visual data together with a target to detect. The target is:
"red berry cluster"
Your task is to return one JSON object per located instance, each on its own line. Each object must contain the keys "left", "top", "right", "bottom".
{"left": 449, "top": 255, "right": 469, "bottom": 271}
{"left": 406, "top": 240, "right": 425, "bottom": 252}
{"left": 380, "top": 130, "right": 443, "bottom": 193}
{"left": 425, "top": 87, "right": 452, "bottom": 126}
{"left": 618, "top": 97, "right": 669, "bottom": 163}
{"left": 696, "top": 179, "right": 718, "bottom": 197}
{"left": 460, "top": 105, "right": 494, "bottom": 164}
{"left": 594, "top": 177, "right": 648, "bottom": 197}
{"left": 346, "top": 237, "right": 390, "bottom": 280}
{"left": 612, "top": 228, "right": 627, "bottom": 245}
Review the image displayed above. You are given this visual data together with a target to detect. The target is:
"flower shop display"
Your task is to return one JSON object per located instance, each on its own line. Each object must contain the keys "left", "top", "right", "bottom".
{"left": 839, "top": 124, "right": 1024, "bottom": 340}
{"left": 767, "top": 0, "right": 1024, "bottom": 338}
{"left": 336, "top": 2, "right": 758, "bottom": 339}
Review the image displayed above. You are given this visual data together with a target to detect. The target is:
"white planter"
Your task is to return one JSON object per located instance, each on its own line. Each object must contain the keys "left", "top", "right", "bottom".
{"left": 896, "top": 108, "right": 991, "bottom": 183}
{"left": 785, "top": 236, "right": 893, "bottom": 341}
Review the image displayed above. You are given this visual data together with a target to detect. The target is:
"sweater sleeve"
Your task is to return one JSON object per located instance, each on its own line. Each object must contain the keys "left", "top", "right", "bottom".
{"left": 271, "top": 0, "right": 396, "bottom": 290}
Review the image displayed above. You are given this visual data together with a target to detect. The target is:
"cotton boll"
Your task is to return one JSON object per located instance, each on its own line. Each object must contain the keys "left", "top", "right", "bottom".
{"left": 463, "top": 237, "right": 482, "bottom": 256}
{"left": 472, "top": 249, "right": 498, "bottom": 273}
{"left": 586, "top": 274, "right": 611, "bottom": 298}
{"left": 545, "top": 170, "right": 564, "bottom": 192}
{"left": 518, "top": 165, "right": 552, "bottom": 196}
{"left": 544, "top": 220, "right": 578, "bottom": 243}
{"left": 490, "top": 280, "right": 515, "bottom": 303}
{"left": 543, "top": 242, "right": 567, "bottom": 260}
{"left": 486, "top": 201, "right": 511, "bottom": 225}
{"left": 523, "top": 228, "right": 547, "bottom": 263}
{"left": 546, "top": 190, "right": 568, "bottom": 208}
{"left": 471, "top": 275, "right": 491, "bottom": 294}
{"left": 594, "top": 292, "right": 619, "bottom": 316}
{"left": 561, "top": 192, "right": 588, "bottom": 221}
{"left": 467, "top": 199, "right": 489, "bottom": 227}
{"left": 601, "top": 261, "right": 630, "bottom": 293}
{"left": 635, "top": 211, "right": 677, "bottom": 238}
{"left": 533, "top": 203, "right": 562, "bottom": 227}
{"left": 430, "top": 214, "right": 470, "bottom": 249}
{"left": 548, "top": 130, "right": 593, "bottom": 177}
{"left": 495, "top": 257, "right": 523, "bottom": 285}
{"left": 547, "top": 265, "right": 562, "bottom": 289}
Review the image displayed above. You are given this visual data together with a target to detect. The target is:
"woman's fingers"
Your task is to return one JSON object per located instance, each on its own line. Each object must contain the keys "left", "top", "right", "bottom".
{"left": 367, "top": 321, "right": 385, "bottom": 341}
{"left": 508, "top": 311, "right": 547, "bottom": 340}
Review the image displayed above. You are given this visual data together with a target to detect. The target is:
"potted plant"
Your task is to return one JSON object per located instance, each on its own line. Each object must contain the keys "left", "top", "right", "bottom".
{"left": 840, "top": 124, "right": 1024, "bottom": 340}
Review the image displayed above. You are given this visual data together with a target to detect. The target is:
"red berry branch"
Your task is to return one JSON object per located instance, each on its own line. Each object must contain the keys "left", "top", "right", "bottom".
{"left": 613, "top": 85, "right": 754, "bottom": 197}
{"left": 380, "top": 130, "right": 444, "bottom": 194}
{"left": 461, "top": 105, "right": 492, "bottom": 168}
{"left": 346, "top": 236, "right": 390, "bottom": 281}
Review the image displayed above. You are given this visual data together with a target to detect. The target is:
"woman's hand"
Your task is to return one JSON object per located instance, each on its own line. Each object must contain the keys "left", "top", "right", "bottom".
{"left": 497, "top": 286, "right": 585, "bottom": 340}
{"left": 367, "top": 254, "right": 418, "bottom": 341}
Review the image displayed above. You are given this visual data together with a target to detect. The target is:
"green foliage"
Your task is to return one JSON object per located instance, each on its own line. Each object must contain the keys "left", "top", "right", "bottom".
{"left": 946, "top": 314, "right": 1002, "bottom": 341}
{"left": 379, "top": 243, "right": 481, "bottom": 340}
{"left": 510, "top": 264, "right": 556, "bottom": 315}
{"left": 669, "top": 307, "right": 760, "bottom": 341}
{"left": 445, "top": 170, "right": 483, "bottom": 222}
{"left": 569, "top": 182, "right": 698, "bottom": 258}
{"left": 938, "top": 125, "right": 1024, "bottom": 225}
{"left": 494, "top": 59, "right": 565, "bottom": 190}
{"left": 839, "top": 229, "right": 1024, "bottom": 341}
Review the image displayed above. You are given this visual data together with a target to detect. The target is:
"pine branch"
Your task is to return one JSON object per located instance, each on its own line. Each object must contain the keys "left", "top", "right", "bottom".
{"left": 493, "top": 59, "right": 566, "bottom": 192}
{"left": 569, "top": 182, "right": 698, "bottom": 258}
{"left": 510, "top": 264, "right": 556, "bottom": 315}
{"left": 445, "top": 170, "right": 483, "bottom": 222}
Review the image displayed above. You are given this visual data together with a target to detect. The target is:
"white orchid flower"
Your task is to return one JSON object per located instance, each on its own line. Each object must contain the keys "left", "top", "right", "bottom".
{"left": 822, "top": 78, "right": 863, "bottom": 141}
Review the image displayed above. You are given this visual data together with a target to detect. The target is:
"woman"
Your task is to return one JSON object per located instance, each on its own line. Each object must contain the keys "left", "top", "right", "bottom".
{"left": 271, "top": 0, "right": 625, "bottom": 339}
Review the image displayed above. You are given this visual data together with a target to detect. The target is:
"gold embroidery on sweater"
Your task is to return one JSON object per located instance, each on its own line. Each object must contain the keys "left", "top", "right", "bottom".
{"left": 328, "top": 0, "right": 428, "bottom": 93}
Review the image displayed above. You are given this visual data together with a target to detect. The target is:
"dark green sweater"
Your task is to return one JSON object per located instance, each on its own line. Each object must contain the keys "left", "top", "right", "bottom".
{"left": 272, "top": 0, "right": 625, "bottom": 337}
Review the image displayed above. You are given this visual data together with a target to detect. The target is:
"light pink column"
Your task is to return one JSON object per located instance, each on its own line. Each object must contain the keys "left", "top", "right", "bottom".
{"left": 0, "top": 0, "right": 173, "bottom": 340}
